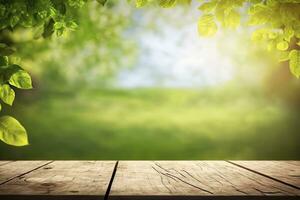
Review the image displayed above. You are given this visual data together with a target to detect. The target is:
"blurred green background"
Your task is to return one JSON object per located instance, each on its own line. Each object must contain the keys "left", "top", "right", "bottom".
{"left": 0, "top": 1, "right": 299, "bottom": 160}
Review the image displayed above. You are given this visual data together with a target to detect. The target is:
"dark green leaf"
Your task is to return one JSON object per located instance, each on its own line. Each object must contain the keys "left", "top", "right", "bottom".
{"left": 42, "top": 19, "right": 55, "bottom": 38}
{"left": 97, "top": 0, "right": 108, "bottom": 6}
{"left": 0, "top": 56, "right": 8, "bottom": 66}
{"left": 0, "top": 43, "right": 15, "bottom": 56}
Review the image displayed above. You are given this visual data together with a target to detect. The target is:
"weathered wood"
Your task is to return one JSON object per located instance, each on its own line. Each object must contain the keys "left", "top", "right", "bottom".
{"left": 230, "top": 161, "right": 300, "bottom": 189}
{"left": 0, "top": 160, "right": 299, "bottom": 199}
{"left": 109, "top": 161, "right": 300, "bottom": 199}
{"left": 0, "top": 161, "right": 116, "bottom": 200}
{"left": 0, "top": 161, "right": 51, "bottom": 184}
{"left": 0, "top": 161, "right": 14, "bottom": 166}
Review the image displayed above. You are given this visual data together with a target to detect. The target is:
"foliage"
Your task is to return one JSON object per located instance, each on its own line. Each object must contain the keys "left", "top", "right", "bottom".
{"left": 133, "top": 0, "right": 300, "bottom": 78}
{"left": 16, "top": 1, "right": 136, "bottom": 89}
{"left": 0, "top": 0, "right": 93, "bottom": 146}
{"left": 0, "top": 0, "right": 135, "bottom": 146}
{"left": 0, "top": 0, "right": 300, "bottom": 146}
{"left": 197, "top": 0, "right": 300, "bottom": 78}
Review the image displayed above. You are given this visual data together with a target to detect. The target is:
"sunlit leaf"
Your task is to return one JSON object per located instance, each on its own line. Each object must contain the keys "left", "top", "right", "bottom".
{"left": 66, "top": 21, "right": 78, "bottom": 31}
{"left": 283, "top": 26, "right": 294, "bottom": 42}
{"left": 67, "top": 0, "right": 85, "bottom": 8}
{"left": 198, "top": 1, "right": 217, "bottom": 13}
{"left": 248, "top": 4, "right": 271, "bottom": 25}
{"left": 159, "top": 0, "right": 177, "bottom": 8}
{"left": 278, "top": 51, "right": 290, "bottom": 62}
{"left": 0, "top": 84, "right": 15, "bottom": 105}
{"left": 224, "top": 9, "right": 240, "bottom": 28}
{"left": 9, "top": 69, "right": 33, "bottom": 89}
{"left": 276, "top": 41, "right": 289, "bottom": 51}
{"left": 198, "top": 14, "right": 217, "bottom": 37}
{"left": 136, "top": 0, "right": 148, "bottom": 7}
{"left": 0, "top": 116, "right": 28, "bottom": 146}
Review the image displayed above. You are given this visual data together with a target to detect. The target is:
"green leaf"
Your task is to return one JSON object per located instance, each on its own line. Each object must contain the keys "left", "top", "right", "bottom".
{"left": 0, "top": 43, "right": 15, "bottom": 56}
{"left": 198, "top": 14, "right": 217, "bottom": 37}
{"left": 0, "top": 56, "right": 8, "bottom": 66}
{"left": 54, "top": 22, "right": 64, "bottom": 30}
{"left": 278, "top": 51, "right": 290, "bottom": 62}
{"left": 0, "top": 64, "right": 22, "bottom": 83}
{"left": 66, "top": 21, "right": 78, "bottom": 31}
{"left": 9, "top": 68, "right": 33, "bottom": 89}
{"left": 0, "top": 116, "right": 28, "bottom": 146}
{"left": 268, "top": 32, "right": 277, "bottom": 39}
{"left": 276, "top": 41, "right": 289, "bottom": 51}
{"left": 159, "top": 0, "right": 177, "bottom": 8}
{"left": 224, "top": 9, "right": 240, "bottom": 28}
{"left": 289, "top": 50, "right": 300, "bottom": 78}
{"left": 0, "top": 84, "right": 15, "bottom": 105}
{"left": 42, "top": 19, "right": 55, "bottom": 38}
{"left": 283, "top": 26, "right": 294, "bottom": 42}
{"left": 136, "top": 0, "right": 148, "bottom": 7}
{"left": 248, "top": 4, "right": 271, "bottom": 25}
{"left": 10, "top": 15, "right": 19, "bottom": 28}
{"left": 97, "top": 0, "right": 108, "bottom": 6}
{"left": 33, "top": 26, "right": 44, "bottom": 39}
{"left": 251, "top": 29, "right": 269, "bottom": 41}
{"left": 67, "top": 0, "right": 85, "bottom": 8}
{"left": 198, "top": 1, "right": 217, "bottom": 13}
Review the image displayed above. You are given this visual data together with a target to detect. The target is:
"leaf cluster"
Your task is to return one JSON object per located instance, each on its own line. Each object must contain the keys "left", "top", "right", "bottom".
{"left": 0, "top": 0, "right": 99, "bottom": 146}
{"left": 0, "top": 44, "right": 32, "bottom": 146}
{"left": 196, "top": 0, "right": 300, "bottom": 78}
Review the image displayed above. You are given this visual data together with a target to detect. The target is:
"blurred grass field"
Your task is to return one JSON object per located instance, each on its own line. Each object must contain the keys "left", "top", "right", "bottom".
{"left": 0, "top": 87, "right": 299, "bottom": 160}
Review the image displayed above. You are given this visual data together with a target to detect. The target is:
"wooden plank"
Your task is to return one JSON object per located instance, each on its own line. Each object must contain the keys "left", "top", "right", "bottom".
{"left": 109, "top": 161, "right": 300, "bottom": 199}
{"left": 230, "top": 161, "right": 300, "bottom": 189}
{"left": 0, "top": 161, "right": 14, "bottom": 166}
{"left": 0, "top": 161, "right": 51, "bottom": 184}
{"left": 0, "top": 161, "right": 116, "bottom": 200}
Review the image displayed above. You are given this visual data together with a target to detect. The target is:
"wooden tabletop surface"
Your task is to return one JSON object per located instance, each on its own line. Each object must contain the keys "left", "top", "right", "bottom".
{"left": 0, "top": 161, "right": 299, "bottom": 199}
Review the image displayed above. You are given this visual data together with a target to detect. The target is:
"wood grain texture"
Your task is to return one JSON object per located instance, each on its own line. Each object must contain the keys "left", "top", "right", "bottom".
{"left": 0, "top": 161, "right": 116, "bottom": 200}
{"left": 0, "top": 161, "right": 14, "bottom": 166}
{"left": 0, "top": 161, "right": 51, "bottom": 184}
{"left": 109, "top": 161, "right": 300, "bottom": 199}
{"left": 230, "top": 161, "right": 300, "bottom": 189}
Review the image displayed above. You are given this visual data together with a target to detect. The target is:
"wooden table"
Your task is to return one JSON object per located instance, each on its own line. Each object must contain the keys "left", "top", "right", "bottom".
{"left": 0, "top": 161, "right": 299, "bottom": 199}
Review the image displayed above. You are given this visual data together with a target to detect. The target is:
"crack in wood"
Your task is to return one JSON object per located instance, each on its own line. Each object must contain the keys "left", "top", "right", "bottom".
{"left": 226, "top": 161, "right": 300, "bottom": 191}
{"left": 1, "top": 161, "right": 299, "bottom": 198}
{"left": 0, "top": 161, "right": 53, "bottom": 186}
{"left": 152, "top": 163, "right": 214, "bottom": 194}
{"left": 151, "top": 166, "right": 173, "bottom": 193}
{"left": 104, "top": 161, "right": 118, "bottom": 200}
{"left": 182, "top": 169, "right": 214, "bottom": 190}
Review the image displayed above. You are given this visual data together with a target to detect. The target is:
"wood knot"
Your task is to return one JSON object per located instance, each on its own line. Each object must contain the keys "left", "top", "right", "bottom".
{"left": 43, "top": 167, "right": 52, "bottom": 170}
{"left": 41, "top": 183, "right": 56, "bottom": 187}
